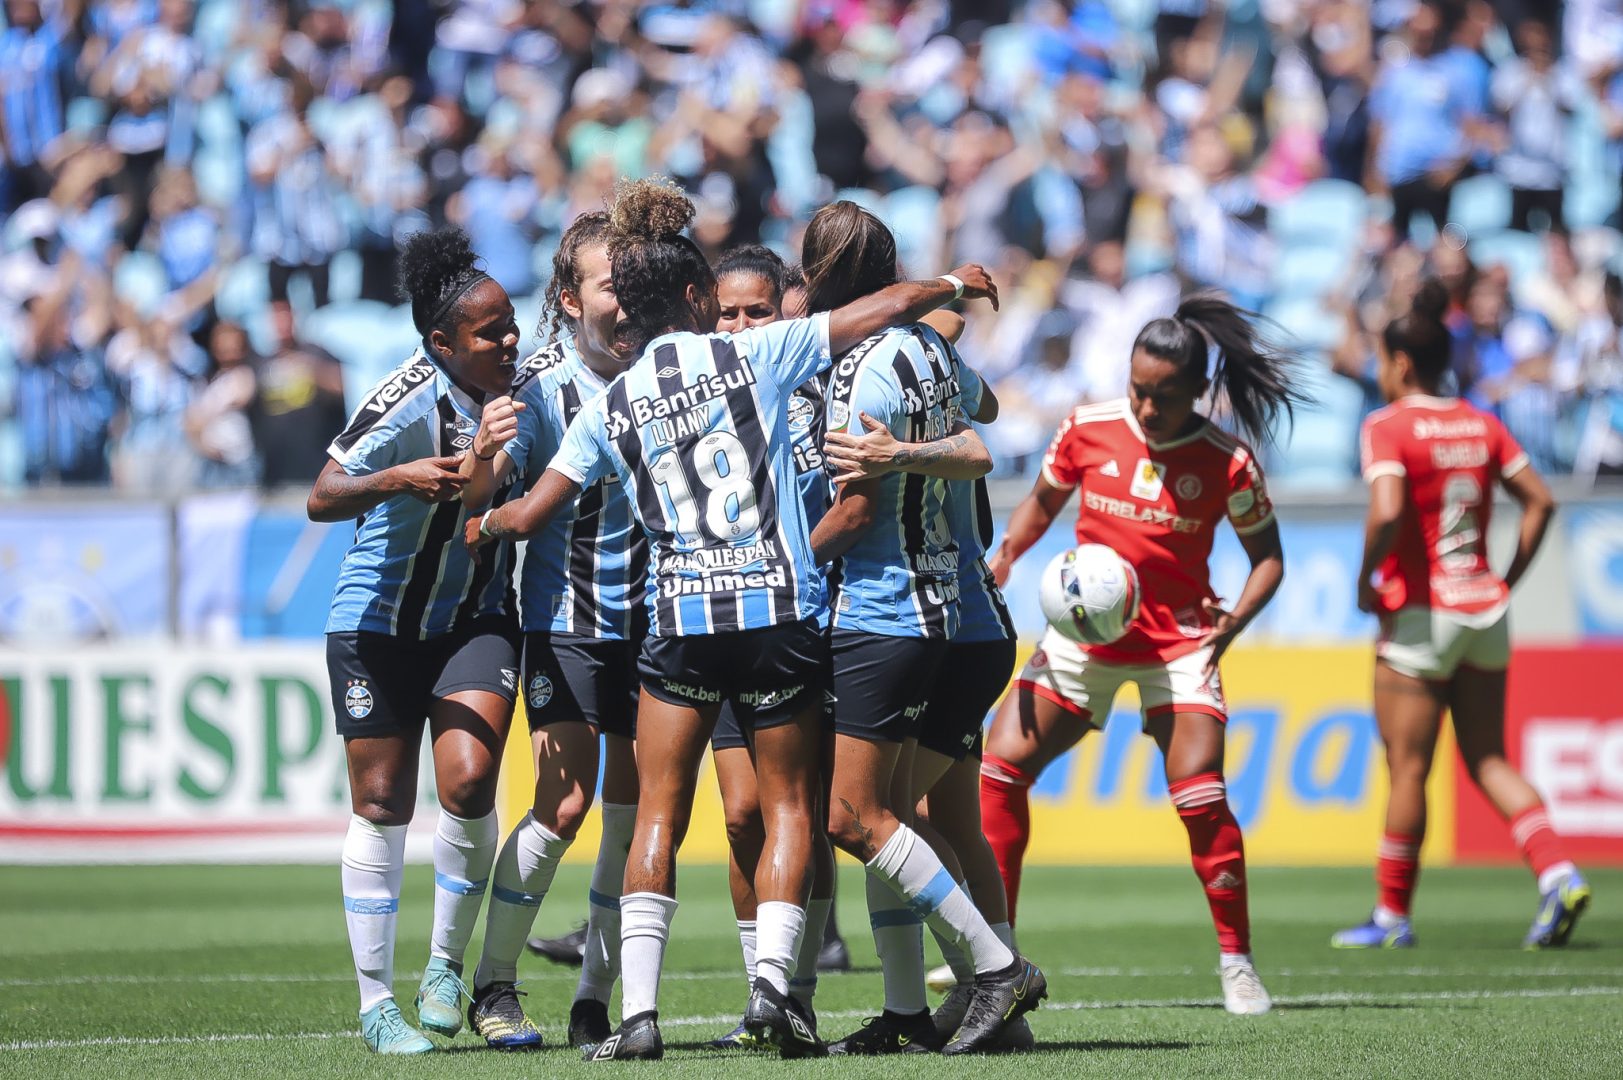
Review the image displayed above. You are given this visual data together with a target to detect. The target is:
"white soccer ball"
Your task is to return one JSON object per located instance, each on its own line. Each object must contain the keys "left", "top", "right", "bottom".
{"left": 1039, "top": 543, "right": 1141, "bottom": 646}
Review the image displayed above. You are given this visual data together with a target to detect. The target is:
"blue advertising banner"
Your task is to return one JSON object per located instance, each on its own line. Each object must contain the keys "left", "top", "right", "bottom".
{"left": 1567, "top": 502, "right": 1623, "bottom": 638}
{"left": 0, "top": 505, "right": 171, "bottom": 640}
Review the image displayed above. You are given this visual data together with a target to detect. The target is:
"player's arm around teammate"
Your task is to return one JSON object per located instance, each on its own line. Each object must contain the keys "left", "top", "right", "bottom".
{"left": 1332, "top": 282, "right": 1587, "bottom": 953}
{"left": 980, "top": 295, "right": 1305, "bottom": 1017}
{"left": 312, "top": 227, "right": 524, "bottom": 1054}
{"left": 453, "top": 214, "right": 650, "bottom": 1048}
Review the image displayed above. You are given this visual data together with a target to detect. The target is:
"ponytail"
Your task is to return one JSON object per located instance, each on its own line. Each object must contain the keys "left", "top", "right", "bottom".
{"left": 1382, "top": 278, "right": 1452, "bottom": 388}
{"left": 1132, "top": 293, "right": 1307, "bottom": 444}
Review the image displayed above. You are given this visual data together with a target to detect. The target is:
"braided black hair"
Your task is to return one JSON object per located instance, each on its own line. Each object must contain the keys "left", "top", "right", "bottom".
{"left": 1132, "top": 293, "right": 1308, "bottom": 444}
{"left": 607, "top": 177, "right": 715, "bottom": 353}
{"left": 542, "top": 211, "right": 614, "bottom": 346}
{"left": 398, "top": 227, "right": 492, "bottom": 344}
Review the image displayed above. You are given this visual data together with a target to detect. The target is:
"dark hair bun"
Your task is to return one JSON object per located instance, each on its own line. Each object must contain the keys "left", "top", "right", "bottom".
{"left": 610, "top": 177, "right": 695, "bottom": 243}
{"left": 1410, "top": 278, "right": 1449, "bottom": 324}
{"left": 398, "top": 226, "right": 481, "bottom": 310}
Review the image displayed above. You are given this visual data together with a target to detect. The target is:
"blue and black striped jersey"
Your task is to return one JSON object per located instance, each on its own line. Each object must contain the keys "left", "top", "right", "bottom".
{"left": 550, "top": 314, "right": 833, "bottom": 637}
{"left": 824, "top": 324, "right": 970, "bottom": 639}
{"left": 944, "top": 365, "right": 1015, "bottom": 644}
{"left": 326, "top": 350, "right": 517, "bottom": 638}
{"left": 502, "top": 338, "right": 648, "bottom": 638}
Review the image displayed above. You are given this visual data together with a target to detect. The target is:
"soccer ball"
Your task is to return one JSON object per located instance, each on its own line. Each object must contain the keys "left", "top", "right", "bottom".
{"left": 1039, "top": 543, "right": 1141, "bottom": 645}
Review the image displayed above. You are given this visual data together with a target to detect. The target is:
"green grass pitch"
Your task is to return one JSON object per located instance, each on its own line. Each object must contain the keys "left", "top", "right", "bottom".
{"left": 3, "top": 863, "right": 1619, "bottom": 1078}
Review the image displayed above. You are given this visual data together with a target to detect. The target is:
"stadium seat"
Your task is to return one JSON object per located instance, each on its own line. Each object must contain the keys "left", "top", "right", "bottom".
{"left": 1263, "top": 295, "right": 1346, "bottom": 353}
{"left": 1448, "top": 174, "right": 1511, "bottom": 236}
{"left": 215, "top": 258, "right": 269, "bottom": 323}
{"left": 1263, "top": 357, "right": 1364, "bottom": 490}
{"left": 193, "top": 146, "right": 243, "bottom": 207}
{"left": 887, "top": 185, "right": 942, "bottom": 273}
{"left": 196, "top": 93, "right": 240, "bottom": 151}
{"left": 1271, "top": 241, "right": 1353, "bottom": 300}
{"left": 1468, "top": 229, "right": 1545, "bottom": 289}
{"left": 65, "top": 96, "right": 107, "bottom": 134}
{"left": 113, "top": 251, "right": 168, "bottom": 316}
{"left": 1268, "top": 180, "right": 1367, "bottom": 252}
{"left": 301, "top": 301, "right": 420, "bottom": 406}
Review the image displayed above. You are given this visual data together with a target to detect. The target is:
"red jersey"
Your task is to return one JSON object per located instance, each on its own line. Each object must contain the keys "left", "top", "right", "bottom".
{"left": 1359, "top": 395, "right": 1528, "bottom": 617}
{"left": 1041, "top": 399, "right": 1275, "bottom": 662}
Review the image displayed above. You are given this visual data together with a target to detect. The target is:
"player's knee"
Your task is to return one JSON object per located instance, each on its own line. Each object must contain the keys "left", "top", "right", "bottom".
{"left": 437, "top": 775, "right": 497, "bottom": 819}
{"left": 352, "top": 795, "right": 413, "bottom": 828}
{"left": 544, "top": 790, "right": 592, "bottom": 840}
{"left": 723, "top": 805, "right": 765, "bottom": 853}
{"left": 1385, "top": 744, "right": 1434, "bottom": 784}
{"left": 825, "top": 802, "right": 880, "bottom": 860}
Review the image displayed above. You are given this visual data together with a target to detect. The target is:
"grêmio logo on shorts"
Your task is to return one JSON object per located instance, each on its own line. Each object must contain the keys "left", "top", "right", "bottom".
{"left": 737, "top": 684, "right": 804, "bottom": 709}
{"left": 661, "top": 679, "right": 722, "bottom": 703}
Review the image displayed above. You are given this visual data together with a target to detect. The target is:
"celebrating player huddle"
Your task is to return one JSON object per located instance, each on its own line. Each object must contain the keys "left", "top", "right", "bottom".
{"left": 310, "top": 181, "right": 1589, "bottom": 1060}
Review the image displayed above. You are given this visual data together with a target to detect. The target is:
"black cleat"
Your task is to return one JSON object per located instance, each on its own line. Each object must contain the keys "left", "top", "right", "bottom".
{"left": 931, "top": 981, "right": 975, "bottom": 1043}
{"left": 527, "top": 922, "right": 587, "bottom": 967}
{"left": 584, "top": 1011, "right": 663, "bottom": 1062}
{"left": 828, "top": 1008, "right": 938, "bottom": 1055}
{"left": 817, "top": 932, "right": 852, "bottom": 972}
{"left": 466, "top": 981, "right": 543, "bottom": 1049}
{"left": 568, "top": 998, "right": 612, "bottom": 1049}
{"left": 743, "top": 977, "right": 826, "bottom": 1059}
{"left": 992, "top": 1016, "right": 1036, "bottom": 1054}
{"left": 942, "top": 954, "right": 1047, "bottom": 1056}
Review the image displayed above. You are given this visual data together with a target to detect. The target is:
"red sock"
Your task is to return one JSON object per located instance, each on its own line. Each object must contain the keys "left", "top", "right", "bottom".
{"left": 1509, "top": 806, "right": 1571, "bottom": 879}
{"left": 979, "top": 754, "right": 1033, "bottom": 925}
{"left": 1169, "top": 772, "right": 1250, "bottom": 955}
{"left": 1375, "top": 833, "right": 1422, "bottom": 917}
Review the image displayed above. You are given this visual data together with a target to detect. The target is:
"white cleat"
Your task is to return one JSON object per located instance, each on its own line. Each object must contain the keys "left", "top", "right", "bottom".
{"left": 1220, "top": 960, "right": 1273, "bottom": 1016}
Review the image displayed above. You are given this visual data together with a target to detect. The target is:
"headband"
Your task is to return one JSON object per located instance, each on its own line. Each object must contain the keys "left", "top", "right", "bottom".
{"left": 424, "top": 271, "right": 494, "bottom": 337}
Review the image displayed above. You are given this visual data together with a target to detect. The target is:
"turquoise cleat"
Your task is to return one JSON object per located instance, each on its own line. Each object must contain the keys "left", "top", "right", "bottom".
{"left": 360, "top": 999, "right": 435, "bottom": 1055}
{"left": 1331, "top": 913, "right": 1416, "bottom": 949}
{"left": 1524, "top": 873, "right": 1592, "bottom": 949}
{"left": 416, "top": 956, "right": 470, "bottom": 1037}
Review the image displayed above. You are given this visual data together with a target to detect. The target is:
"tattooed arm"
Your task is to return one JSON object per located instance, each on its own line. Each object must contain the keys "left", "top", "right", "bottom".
{"left": 822, "top": 416, "right": 992, "bottom": 484}
{"left": 307, "top": 455, "right": 468, "bottom": 522}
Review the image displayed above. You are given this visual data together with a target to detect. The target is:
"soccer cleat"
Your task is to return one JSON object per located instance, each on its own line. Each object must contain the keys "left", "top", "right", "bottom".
{"left": 942, "top": 954, "right": 1048, "bottom": 1055}
{"left": 818, "top": 931, "right": 852, "bottom": 972}
{"left": 568, "top": 998, "right": 612, "bottom": 1049}
{"left": 1331, "top": 913, "right": 1417, "bottom": 950}
{"left": 585, "top": 1011, "right": 663, "bottom": 1061}
{"left": 1523, "top": 872, "right": 1592, "bottom": 950}
{"left": 931, "top": 982, "right": 975, "bottom": 1043}
{"left": 708, "top": 1018, "right": 769, "bottom": 1050}
{"left": 926, "top": 963, "right": 957, "bottom": 995}
{"left": 527, "top": 922, "right": 587, "bottom": 967}
{"left": 415, "top": 957, "right": 469, "bottom": 1037}
{"left": 743, "top": 977, "right": 826, "bottom": 1059}
{"left": 1219, "top": 960, "right": 1273, "bottom": 1016}
{"left": 992, "top": 1016, "right": 1036, "bottom": 1053}
{"left": 467, "top": 982, "right": 543, "bottom": 1049}
{"left": 360, "top": 999, "right": 435, "bottom": 1055}
{"left": 828, "top": 1008, "right": 937, "bottom": 1055}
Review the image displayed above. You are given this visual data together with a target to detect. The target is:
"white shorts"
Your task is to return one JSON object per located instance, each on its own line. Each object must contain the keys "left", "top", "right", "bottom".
{"left": 1377, "top": 606, "right": 1511, "bottom": 682}
{"left": 1014, "top": 627, "right": 1227, "bottom": 729}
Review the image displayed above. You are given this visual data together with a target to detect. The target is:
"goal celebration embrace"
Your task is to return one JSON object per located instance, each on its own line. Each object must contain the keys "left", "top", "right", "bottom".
{"left": 303, "top": 180, "right": 1594, "bottom": 1060}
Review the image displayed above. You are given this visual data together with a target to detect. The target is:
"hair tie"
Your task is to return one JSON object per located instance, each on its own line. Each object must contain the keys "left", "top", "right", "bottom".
{"left": 424, "top": 271, "right": 493, "bottom": 336}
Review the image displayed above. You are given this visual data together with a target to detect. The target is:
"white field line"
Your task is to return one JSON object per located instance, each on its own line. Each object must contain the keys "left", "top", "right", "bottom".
{"left": 3, "top": 986, "right": 1622, "bottom": 1053}
{"left": 6, "top": 965, "right": 1622, "bottom": 989}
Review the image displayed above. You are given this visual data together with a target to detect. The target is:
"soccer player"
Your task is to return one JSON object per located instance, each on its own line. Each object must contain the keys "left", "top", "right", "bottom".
{"left": 306, "top": 227, "right": 523, "bottom": 1054}
{"left": 981, "top": 295, "right": 1305, "bottom": 1017}
{"left": 1332, "top": 282, "right": 1589, "bottom": 949}
{"left": 454, "top": 212, "right": 645, "bottom": 1048}
{"left": 805, "top": 201, "right": 1047, "bottom": 1055}
{"left": 465, "top": 179, "right": 1004, "bottom": 1061}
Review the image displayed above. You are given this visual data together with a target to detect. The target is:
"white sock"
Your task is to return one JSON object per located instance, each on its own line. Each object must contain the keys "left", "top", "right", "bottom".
{"left": 791, "top": 897, "right": 830, "bottom": 1006}
{"left": 1538, "top": 861, "right": 1578, "bottom": 894}
{"left": 577, "top": 802, "right": 635, "bottom": 1004}
{"left": 865, "top": 870, "right": 927, "bottom": 1015}
{"left": 430, "top": 809, "right": 498, "bottom": 967}
{"left": 737, "top": 920, "right": 759, "bottom": 982}
{"left": 754, "top": 901, "right": 805, "bottom": 996}
{"left": 1372, "top": 905, "right": 1406, "bottom": 928}
{"left": 620, "top": 892, "right": 679, "bottom": 1019}
{"left": 1220, "top": 951, "right": 1254, "bottom": 971}
{"left": 341, "top": 815, "right": 407, "bottom": 1013}
{"left": 474, "top": 813, "right": 572, "bottom": 989}
{"left": 932, "top": 924, "right": 976, "bottom": 985}
{"left": 990, "top": 920, "right": 1016, "bottom": 951}
{"left": 871, "top": 824, "right": 1015, "bottom": 977}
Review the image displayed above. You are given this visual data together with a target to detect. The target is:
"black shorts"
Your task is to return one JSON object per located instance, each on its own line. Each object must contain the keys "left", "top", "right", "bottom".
{"left": 522, "top": 632, "right": 640, "bottom": 738}
{"left": 641, "top": 620, "right": 825, "bottom": 731}
{"left": 828, "top": 627, "right": 948, "bottom": 744}
{"left": 711, "top": 633, "right": 834, "bottom": 751}
{"left": 327, "top": 617, "right": 520, "bottom": 738}
{"left": 916, "top": 637, "right": 1018, "bottom": 761}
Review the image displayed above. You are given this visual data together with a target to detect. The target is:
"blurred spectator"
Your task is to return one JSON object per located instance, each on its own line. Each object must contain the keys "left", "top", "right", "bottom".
{"left": 1491, "top": 20, "right": 1581, "bottom": 234}
{"left": 329, "top": 72, "right": 426, "bottom": 302}
{"left": 246, "top": 76, "right": 344, "bottom": 314}
{"left": 105, "top": 310, "right": 206, "bottom": 494}
{"left": 184, "top": 320, "right": 258, "bottom": 488}
{"left": 1061, "top": 240, "right": 1179, "bottom": 402}
{"left": 249, "top": 306, "right": 346, "bottom": 489}
{"left": 448, "top": 127, "right": 542, "bottom": 295}
{"left": 12, "top": 258, "right": 116, "bottom": 485}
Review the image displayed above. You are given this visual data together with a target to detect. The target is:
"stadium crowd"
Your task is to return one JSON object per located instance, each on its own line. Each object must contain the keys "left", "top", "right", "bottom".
{"left": 3, "top": 0, "right": 1623, "bottom": 493}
